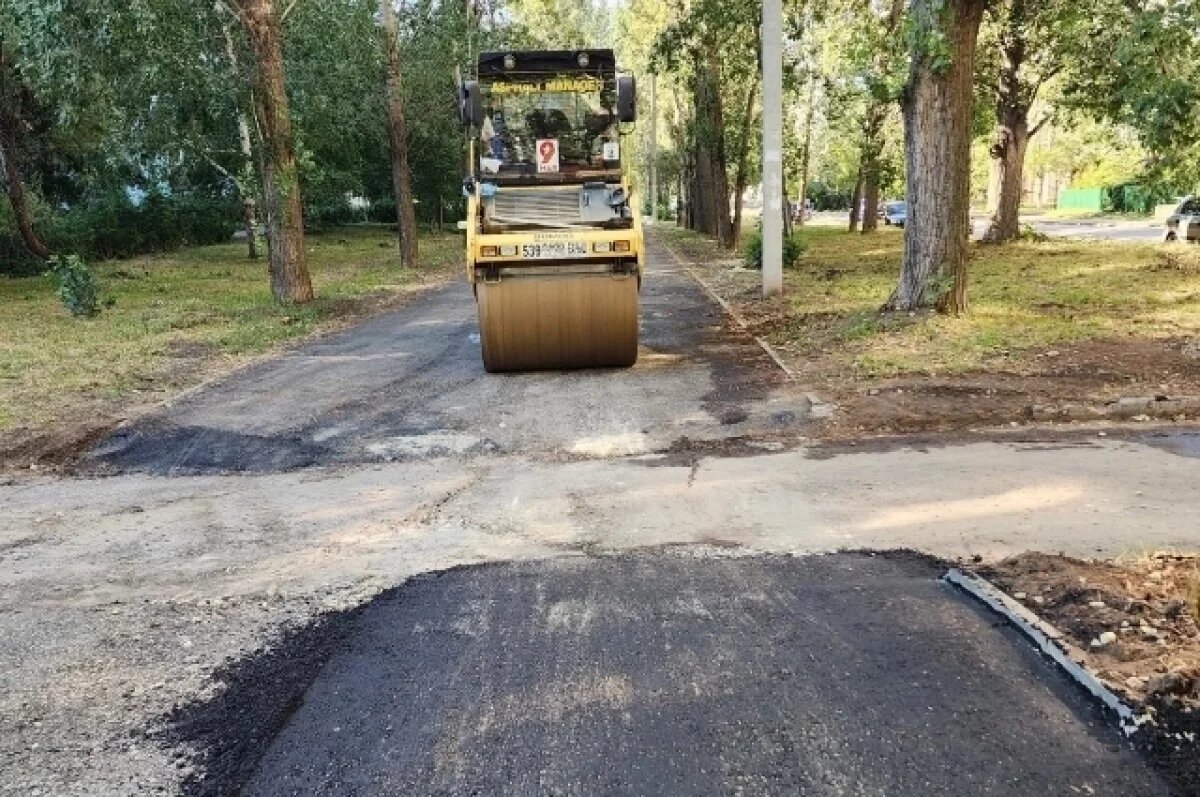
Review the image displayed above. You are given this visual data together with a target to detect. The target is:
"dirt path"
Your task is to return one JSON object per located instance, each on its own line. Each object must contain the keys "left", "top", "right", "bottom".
{"left": 2, "top": 230, "right": 1197, "bottom": 794}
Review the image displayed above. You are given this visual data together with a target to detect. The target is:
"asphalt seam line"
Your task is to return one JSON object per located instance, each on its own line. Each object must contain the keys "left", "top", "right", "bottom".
{"left": 943, "top": 568, "right": 1146, "bottom": 736}
{"left": 654, "top": 232, "right": 834, "bottom": 418}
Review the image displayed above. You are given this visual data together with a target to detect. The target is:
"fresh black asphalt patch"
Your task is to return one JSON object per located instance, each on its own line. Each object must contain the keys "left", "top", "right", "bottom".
{"left": 159, "top": 552, "right": 1169, "bottom": 796}
{"left": 79, "top": 236, "right": 810, "bottom": 477}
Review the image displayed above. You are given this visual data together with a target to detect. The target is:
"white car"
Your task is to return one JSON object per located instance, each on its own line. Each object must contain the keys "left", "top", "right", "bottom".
{"left": 1163, "top": 196, "right": 1200, "bottom": 242}
{"left": 882, "top": 201, "right": 907, "bottom": 227}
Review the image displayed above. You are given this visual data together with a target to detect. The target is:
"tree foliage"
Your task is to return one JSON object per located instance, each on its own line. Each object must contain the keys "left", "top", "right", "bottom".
{"left": 6, "top": 0, "right": 1200, "bottom": 316}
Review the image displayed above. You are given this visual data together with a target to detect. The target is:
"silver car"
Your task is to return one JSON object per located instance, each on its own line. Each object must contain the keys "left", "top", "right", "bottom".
{"left": 1163, "top": 196, "right": 1200, "bottom": 242}
{"left": 882, "top": 201, "right": 907, "bottom": 228}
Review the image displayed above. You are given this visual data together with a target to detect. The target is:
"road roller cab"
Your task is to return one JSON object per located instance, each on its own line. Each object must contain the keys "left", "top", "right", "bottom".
{"left": 457, "top": 49, "right": 643, "bottom": 372}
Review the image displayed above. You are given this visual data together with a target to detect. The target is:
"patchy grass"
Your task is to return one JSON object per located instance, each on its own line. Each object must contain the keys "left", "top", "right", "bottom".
{"left": 660, "top": 223, "right": 1200, "bottom": 434}
{"left": 0, "top": 226, "right": 461, "bottom": 442}
{"left": 663, "top": 224, "right": 1200, "bottom": 378}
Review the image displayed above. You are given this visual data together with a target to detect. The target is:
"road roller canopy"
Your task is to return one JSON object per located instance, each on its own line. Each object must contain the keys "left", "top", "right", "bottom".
{"left": 470, "top": 50, "right": 634, "bottom": 184}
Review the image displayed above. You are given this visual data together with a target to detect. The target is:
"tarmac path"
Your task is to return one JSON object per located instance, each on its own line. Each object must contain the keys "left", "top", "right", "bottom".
{"left": 1, "top": 231, "right": 1196, "bottom": 794}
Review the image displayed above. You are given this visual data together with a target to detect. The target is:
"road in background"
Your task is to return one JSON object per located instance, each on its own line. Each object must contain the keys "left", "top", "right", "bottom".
{"left": 805, "top": 210, "right": 1165, "bottom": 242}
{"left": 1012, "top": 217, "right": 1164, "bottom": 242}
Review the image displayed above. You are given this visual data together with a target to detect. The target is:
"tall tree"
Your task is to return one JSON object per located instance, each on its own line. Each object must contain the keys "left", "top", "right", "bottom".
{"left": 977, "top": 0, "right": 1087, "bottom": 243}
{"left": 379, "top": 0, "right": 419, "bottom": 267}
{"left": 691, "top": 50, "right": 733, "bottom": 245}
{"left": 507, "top": 0, "right": 611, "bottom": 47}
{"left": 231, "top": 0, "right": 313, "bottom": 302}
{"left": 0, "top": 48, "right": 51, "bottom": 260}
{"left": 889, "top": 0, "right": 987, "bottom": 314}
{"left": 729, "top": 67, "right": 760, "bottom": 246}
{"left": 651, "top": 0, "right": 763, "bottom": 248}
{"left": 1064, "top": 1, "right": 1200, "bottom": 194}
{"left": 856, "top": 0, "right": 904, "bottom": 234}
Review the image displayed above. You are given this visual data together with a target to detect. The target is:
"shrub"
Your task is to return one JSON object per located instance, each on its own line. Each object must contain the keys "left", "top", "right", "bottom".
{"left": 2, "top": 191, "right": 239, "bottom": 273}
{"left": 1018, "top": 224, "right": 1049, "bottom": 243}
{"left": 66, "top": 192, "right": 238, "bottom": 259}
{"left": 743, "top": 228, "right": 807, "bottom": 270}
{"left": 306, "top": 200, "right": 364, "bottom": 231}
{"left": 47, "top": 254, "right": 101, "bottom": 317}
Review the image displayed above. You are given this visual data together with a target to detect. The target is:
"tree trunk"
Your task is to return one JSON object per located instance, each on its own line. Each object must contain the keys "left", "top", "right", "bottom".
{"left": 848, "top": 168, "right": 864, "bottom": 233}
{"left": 379, "top": 0, "right": 419, "bottom": 268}
{"left": 796, "top": 78, "right": 816, "bottom": 229}
{"left": 0, "top": 132, "right": 51, "bottom": 261}
{"left": 0, "top": 52, "right": 51, "bottom": 261}
{"left": 234, "top": 0, "right": 313, "bottom": 303}
{"left": 691, "top": 50, "right": 732, "bottom": 245}
{"left": 981, "top": 116, "right": 1029, "bottom": 243}
{"left": 889, "top": 0, "right": 986, "bottom": 315}
{"left": 862, "top": 176, "right": 881, "bottom": 234}
{"left": 984, "top": 154, "right": 1001, "bottom": 214}
{"left": 859, "top": 102, "right": 886, "bottom": 234}
{"left": 861, "top": 0, "right": 903, "bottom": 237}
{"left": 218, "top": 16, "right": 261, "bottom": 260}
{"left": 647, "top": 72, "right": 658, "bottom": 222}
{"left": 677, "top": 154, "right": 686, "bottom": 227}
{"left": 730, "top": 70, "right": 760, "bottom": 249}
{"left": 981, "top": 6, "right": 1035, "bottom": 245}
{"left": 236, "top": 111, "right": 260, "bottom": 259}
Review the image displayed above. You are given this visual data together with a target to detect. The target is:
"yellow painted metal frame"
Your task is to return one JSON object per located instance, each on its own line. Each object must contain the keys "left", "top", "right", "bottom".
{"left": 464, "top": 143, "right": 645, "bottom": 283}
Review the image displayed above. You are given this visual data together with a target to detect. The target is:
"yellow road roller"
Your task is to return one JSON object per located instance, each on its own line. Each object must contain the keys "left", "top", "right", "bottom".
{"left": 456, "top": 49, "right": 643, "bottom": 372}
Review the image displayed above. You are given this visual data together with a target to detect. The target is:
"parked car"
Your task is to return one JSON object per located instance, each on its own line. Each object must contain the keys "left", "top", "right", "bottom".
{"left": 1163, "top": 195, "right": 1200, "bottom": 242}
{"left": 882, "top": 201, "right": 907, "bottom": 227}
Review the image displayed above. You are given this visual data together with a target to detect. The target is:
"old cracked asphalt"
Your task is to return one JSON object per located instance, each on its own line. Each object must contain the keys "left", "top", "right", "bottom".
{"left": 1, "top": 230, "right": 1197, "bottom": 794}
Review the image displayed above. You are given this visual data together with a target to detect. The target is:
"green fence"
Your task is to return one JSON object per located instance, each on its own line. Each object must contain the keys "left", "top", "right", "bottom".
{"left": 1057, "top": 187, "right": 1106, "bottom": 212}
{"left": 1109, "top": 183, "right": 1166, "bottom": 215}
{"left": 1057, "top": 184, "right": 1166, "bottom": 215}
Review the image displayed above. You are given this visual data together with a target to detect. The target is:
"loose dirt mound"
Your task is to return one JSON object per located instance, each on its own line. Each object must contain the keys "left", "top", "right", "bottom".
{"left": 817, "top": 339, "right": 1200, "bottom": 438}
{"left": 982, "top": 552, "right": 1199, "bottom": 796}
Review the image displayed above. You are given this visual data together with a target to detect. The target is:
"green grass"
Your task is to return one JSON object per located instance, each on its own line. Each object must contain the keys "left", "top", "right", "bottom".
{"left": 660, "top": 224, "right": 1200, "bottom": 380}
{"left": 0, "top": 226, "right": 462, "bottom": 433}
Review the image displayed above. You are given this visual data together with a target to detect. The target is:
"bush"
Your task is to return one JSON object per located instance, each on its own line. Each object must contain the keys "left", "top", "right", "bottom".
{"left": 47, "top": 254, "right": 101, "bottom": 317}
{"left": 807, "top": 181, "right": 854, "bottom": 211}
{"left": 2, "top": 191, "right": 239, "bottom": 273}
{"left": 306, "top": 200, "right": 365, "bottom": 231}
{"left": 743, "top": 228, "right": 807, "bottom": 270}
{"left": 1018, "top": 224, "right": 1050, "bottom": 243}
{"left": 60, "top": 192, "right": 238, "bottom": 259}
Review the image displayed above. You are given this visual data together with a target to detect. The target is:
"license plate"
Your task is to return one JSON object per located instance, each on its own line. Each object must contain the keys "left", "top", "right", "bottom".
{"left": 521, "top": 241, "right": 587, "bottom": 259}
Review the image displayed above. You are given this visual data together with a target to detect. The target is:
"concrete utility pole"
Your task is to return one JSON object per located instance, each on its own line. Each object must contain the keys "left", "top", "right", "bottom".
{"left": 648, "top": 73, "right": 658, "bottom": 222}
{"left": 761, "top": 0, "right": 784, "bottom": 296}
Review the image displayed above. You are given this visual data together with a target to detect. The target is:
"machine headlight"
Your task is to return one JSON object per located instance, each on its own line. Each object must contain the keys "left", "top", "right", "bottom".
{"left": 480, "top": 246, "right": 498, "bottom": 257}
{"left": 499, "top": 245, "right": 518, "bottom": 256}
{"left": 592, "top": 242, "right": 612, "bottom": 253}
{"left": 613, "top": 240, "right": 631, "bottom": 253}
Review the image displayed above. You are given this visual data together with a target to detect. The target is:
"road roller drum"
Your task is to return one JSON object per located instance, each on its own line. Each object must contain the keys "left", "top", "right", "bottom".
{"left": 477, "top": 272, "right": 638, "bottom": 372}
